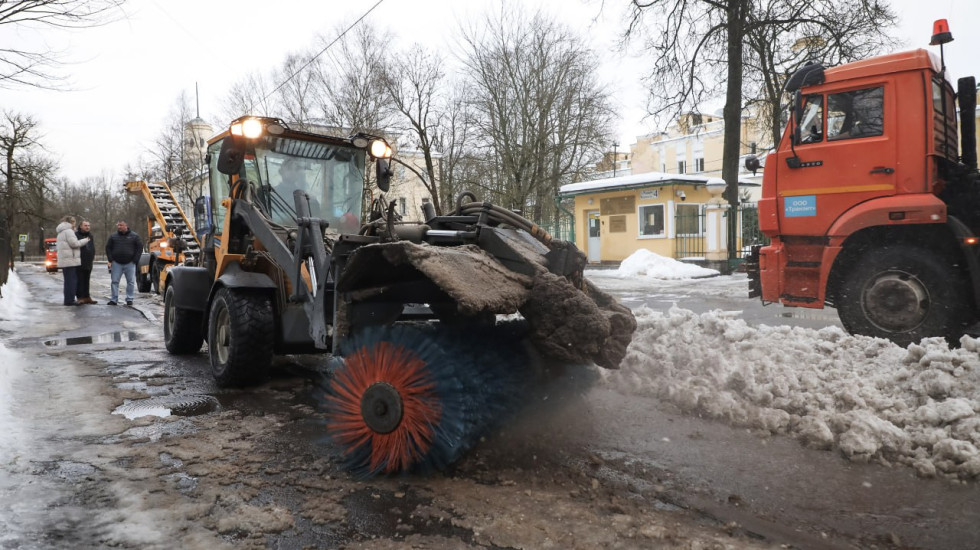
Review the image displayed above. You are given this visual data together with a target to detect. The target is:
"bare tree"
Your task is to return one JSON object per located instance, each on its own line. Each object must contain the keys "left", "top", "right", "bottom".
{"left": 0, "top": 0, "right": 126, "bottom": 89}
{"left": 626, "top": 0, "right": 896, "bottom": 259}
{"left": 381, "top": 45, "right": 449, "bottom": 213}
{"left": 220, "top": 72, "right": 280, "bottom": 122}
{"left": 313, "top": 22, "right": 396, "bottom": 135}
{"left": 0, "top": 111, "right": 44, "bottom": 242}
{"left": 461, "top": 7, "right": 614, "bottom": 225}
{"left": 149, "top": 92, "right": 208, "bottom": 206}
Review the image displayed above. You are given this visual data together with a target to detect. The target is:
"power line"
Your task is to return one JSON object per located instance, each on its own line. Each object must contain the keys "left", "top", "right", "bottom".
{"left": 256, "top": 0, "right": 387, "bottom": 111}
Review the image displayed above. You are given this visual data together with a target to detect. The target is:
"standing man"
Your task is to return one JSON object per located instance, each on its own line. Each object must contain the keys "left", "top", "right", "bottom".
{"left": 105, "top": 220, "right": 143, "bottom": 306}
{"left": 75, "top": 220, "right": 97, "bottom": 304}
{"left": 56, "top": 216, "right": 90, "bottom": 306}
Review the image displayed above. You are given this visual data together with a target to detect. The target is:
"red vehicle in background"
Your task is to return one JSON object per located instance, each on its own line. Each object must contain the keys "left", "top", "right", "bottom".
{"left": 44, "top": 238, "right": 58, "bottom": 272}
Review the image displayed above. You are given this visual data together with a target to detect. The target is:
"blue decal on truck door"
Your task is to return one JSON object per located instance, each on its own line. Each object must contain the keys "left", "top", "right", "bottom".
{"left": 784, "top": 195, "right": 817, "bottom": 217}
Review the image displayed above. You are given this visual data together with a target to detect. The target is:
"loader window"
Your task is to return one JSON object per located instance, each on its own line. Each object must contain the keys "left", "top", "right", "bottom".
{"left": 250, "top": 137, "right": 366, "bottom": 231}
{"left": 208, "top": 140, "right": 228, "bottom": 235}
{"left": 795, "top": 94, "right": 823, "bottom": 144}
{"left": 827, "top": 86, "right": 884, "bottom": 141}
{"left": 638, "top": 204, "right": 665, "bottom": 238}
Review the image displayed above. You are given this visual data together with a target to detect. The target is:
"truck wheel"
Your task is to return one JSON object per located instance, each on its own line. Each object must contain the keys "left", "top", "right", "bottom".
{"left": 164, "top": 285, "right": 204, "bottom": 354}
{"left": 836, "top": 246, "right": 971, "bottom": 347}
{"left": 208, "top": 287, "right": 274, "bottom": 387}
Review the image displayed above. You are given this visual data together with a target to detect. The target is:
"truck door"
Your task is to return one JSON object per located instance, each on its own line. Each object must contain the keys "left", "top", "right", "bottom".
{"left": 775, "top": 83, "right": 896, "bottom": 236}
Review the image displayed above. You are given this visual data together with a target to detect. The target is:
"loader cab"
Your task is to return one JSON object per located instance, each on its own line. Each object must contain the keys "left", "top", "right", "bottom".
{"left": 205, "top": 117, "right": 392, "bottom": 240}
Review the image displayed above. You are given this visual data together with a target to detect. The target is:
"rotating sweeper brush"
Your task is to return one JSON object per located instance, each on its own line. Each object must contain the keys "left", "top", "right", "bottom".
{"left": 323, "top": 323, "right": 532, "bottom": 476}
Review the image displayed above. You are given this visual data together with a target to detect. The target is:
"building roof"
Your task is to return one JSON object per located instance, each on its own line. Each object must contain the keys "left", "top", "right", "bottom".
{"left": 559, "top": 171, "right": 756, "bottom": 196}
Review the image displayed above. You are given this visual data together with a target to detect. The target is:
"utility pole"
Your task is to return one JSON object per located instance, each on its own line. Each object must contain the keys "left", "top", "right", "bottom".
{"left": 612, "top": 141, "right": 619, "bottom": 177}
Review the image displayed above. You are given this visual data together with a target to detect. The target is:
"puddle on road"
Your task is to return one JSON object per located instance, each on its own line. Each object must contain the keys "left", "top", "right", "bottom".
{"left": 44, "top": 331, "right": 141, "bottom": 346}
{"left": 112, "top": 394, "right": 220, "bottom": 420}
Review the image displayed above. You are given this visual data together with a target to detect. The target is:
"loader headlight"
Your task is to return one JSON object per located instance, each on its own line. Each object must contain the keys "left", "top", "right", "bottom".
{"left": 230, "top": 118, "right": 265, "bottom": 139}
{"left": 370, "top": 139, "right": 392, "bottom": 159}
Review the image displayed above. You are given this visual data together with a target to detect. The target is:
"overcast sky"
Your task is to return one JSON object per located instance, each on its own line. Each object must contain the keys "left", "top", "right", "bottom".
{"left": 0, "top": 0, "right": 977, "bottom": 180}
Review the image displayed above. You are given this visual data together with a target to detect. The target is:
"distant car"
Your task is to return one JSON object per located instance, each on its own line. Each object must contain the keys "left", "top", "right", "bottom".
{"left": 44, "top": 238, "right": 58, "bottom": 272}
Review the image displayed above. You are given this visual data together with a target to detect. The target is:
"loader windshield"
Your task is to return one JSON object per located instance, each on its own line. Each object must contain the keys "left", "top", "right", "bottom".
{"left": 246, "top": 136, "right": 366, "bottom": 233}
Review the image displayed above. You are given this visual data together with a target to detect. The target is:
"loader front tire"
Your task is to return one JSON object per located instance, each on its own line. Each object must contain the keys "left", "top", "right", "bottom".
{"left": 208, "top": 287, "right": 274, "bottom": 387}
{"left": 164, "top": 285, "right": 204, "bottom": 355}
{"left": 836, "top": 246, "right": 971, "bottom": 347}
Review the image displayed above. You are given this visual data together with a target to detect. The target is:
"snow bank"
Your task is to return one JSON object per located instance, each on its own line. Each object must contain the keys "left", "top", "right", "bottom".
{"left": 613, "top": 249, "right": 719, "bottom": 280}
{"left": 602, "top": 306, "right": 980, "bottom": 481}
{"left": 0, "top": 271, "right": 30, "bottom": 461}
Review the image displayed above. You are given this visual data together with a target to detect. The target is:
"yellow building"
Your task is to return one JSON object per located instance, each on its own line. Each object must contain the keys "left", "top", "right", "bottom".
{"left": 559, "top": 172, "right": 757, "bottom": 266}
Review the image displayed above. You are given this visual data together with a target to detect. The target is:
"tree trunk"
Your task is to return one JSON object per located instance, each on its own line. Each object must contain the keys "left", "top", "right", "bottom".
{"left": 722, "top": 0, "right": 748, "bottom": 262}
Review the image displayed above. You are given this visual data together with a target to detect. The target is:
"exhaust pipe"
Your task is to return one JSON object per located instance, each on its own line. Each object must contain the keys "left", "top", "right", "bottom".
{"left": 958, "top": 76, "right": 977, "bottom": 170}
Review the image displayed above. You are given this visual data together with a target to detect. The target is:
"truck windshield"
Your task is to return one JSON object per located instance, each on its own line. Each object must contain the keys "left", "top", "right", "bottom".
{"left": 245, "top": 136, "right": 366, "bottom": 232}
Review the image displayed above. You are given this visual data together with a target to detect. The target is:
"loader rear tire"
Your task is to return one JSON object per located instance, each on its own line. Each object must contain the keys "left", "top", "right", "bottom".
{"left": 836, "top": 246, "right": 971, "bottom": 347}
{"left": 208, "top": 287, "right": 274, "bottom": 387}
{"left": 164, "top": 285, "right": 204, "bottom": 355}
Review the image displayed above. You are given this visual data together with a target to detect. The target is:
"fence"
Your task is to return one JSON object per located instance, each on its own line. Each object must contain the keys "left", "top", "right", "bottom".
{"left": 539, "top": 214, "right": 574, "bottom": 243}
{"left": 674, "top": 204, "right": 706, "bottom": 259}
{"left": 673, "top": 202, "right": 769, "bottom": 261}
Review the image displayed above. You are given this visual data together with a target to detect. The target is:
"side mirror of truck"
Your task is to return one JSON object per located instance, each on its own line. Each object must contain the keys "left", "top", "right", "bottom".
{"left": 217, "top": 137, "right": 245, "bottom": 175}
{"left": 376, "top": 158, "right": 393, "bottom": 193}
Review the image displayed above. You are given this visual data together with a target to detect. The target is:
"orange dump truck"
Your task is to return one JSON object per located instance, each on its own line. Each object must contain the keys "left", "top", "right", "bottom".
{"left": 747, "top": 20, "right": 980, "bottom": 346}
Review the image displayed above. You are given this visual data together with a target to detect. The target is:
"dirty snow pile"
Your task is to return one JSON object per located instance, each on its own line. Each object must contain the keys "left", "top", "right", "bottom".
{"left": 612, "top": 249, "right": 719, "bottom": 279}
{"left": 603, "top": 306, "right": 980, "bottom": 481}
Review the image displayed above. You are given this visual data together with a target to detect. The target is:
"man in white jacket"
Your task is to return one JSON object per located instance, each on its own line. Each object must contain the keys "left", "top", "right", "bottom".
{"left": 55, "top": 215, "right": 90, "bottom": 306}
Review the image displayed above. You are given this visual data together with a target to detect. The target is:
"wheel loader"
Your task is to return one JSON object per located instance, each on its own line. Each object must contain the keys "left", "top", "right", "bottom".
{"left": 163, "top": 116, "right": 636, "bottom": 474}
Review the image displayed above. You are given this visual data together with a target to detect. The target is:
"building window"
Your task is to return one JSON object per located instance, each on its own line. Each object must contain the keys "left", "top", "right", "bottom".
{"left": 638, "top": 204, "right": 665, "bottom": 237}
{"left": 695, "top": 158, "right": 704, "bottom": 172}
{"left": 693, "top": 140, "right": 704, "bottom": 172}
{"left": 399, "top": 197, "right": 407, "bottom": 216}
{"left": 675, "top": 203, "right": 702, "bottom": 236}
{"left": 677, "top": 160, "right": 686, "bottom": 174}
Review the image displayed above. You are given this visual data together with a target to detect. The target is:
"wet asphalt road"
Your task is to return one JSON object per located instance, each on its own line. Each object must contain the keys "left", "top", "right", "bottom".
{"left": 0, "top": 264, "right": 977, "bottom": 549}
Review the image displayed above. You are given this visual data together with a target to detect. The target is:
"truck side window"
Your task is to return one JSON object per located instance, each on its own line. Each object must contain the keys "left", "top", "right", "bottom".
{"left": 796, "top": 95, "right": 823, "bottom": 144}
{"left": 827, "top": 86, "right": 884, "bottom": 141}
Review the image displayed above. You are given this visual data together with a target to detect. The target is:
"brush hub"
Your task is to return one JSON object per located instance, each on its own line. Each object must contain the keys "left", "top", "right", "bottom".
{"left": 360, "top": 382, "right": 404, "bottom": 434}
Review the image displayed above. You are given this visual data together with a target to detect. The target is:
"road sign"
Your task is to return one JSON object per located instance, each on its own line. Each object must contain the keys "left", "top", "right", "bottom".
{"left": 18, "top": 242, "right": 25, "bottom": 251}
{"left": 18, "top": 234, "right": 28, "bottom": 242}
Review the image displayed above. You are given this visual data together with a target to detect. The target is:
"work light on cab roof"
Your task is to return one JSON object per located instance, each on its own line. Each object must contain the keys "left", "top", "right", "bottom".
{"left": 229, "top": 117, "right": 285, "bottom": 139}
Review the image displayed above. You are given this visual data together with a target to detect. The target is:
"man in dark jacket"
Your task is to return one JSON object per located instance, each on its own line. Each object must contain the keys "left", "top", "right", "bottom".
{"left": 105, "top": 220, "right": 143, "bottom": 306}
{"left": 74, "top": 220, "right": 98, "bottom": 304}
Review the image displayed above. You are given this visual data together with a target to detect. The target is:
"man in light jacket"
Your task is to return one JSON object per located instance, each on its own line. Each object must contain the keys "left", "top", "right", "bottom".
{"left": 105, "top": 220, "right": 143, "bottom": 306}
{"left": 55, "top": 215, "right": 90, "bottom": 306}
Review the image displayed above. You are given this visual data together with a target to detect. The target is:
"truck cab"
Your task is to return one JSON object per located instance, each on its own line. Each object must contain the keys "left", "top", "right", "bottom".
{"left": 751, "top": 40, "right": 980, "bottom": 346}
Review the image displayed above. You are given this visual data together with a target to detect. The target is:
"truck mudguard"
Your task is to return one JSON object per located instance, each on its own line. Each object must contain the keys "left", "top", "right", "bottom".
{"left": 168, "top": 266, "right": 211, "bottom": 312}
{"left": 826, "top": 194, "right": 946, "bottom": 237}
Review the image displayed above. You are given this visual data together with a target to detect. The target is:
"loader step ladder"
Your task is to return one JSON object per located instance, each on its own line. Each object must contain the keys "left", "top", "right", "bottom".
{"left": 125, "top": 181, "right": 202, "bottom": 266}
